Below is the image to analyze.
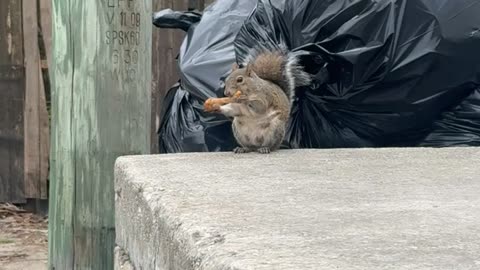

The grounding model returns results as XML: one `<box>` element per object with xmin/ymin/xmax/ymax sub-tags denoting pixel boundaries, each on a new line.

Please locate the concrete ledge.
<box><xmin>114</xmin><ymin>246</ymin><xmax>134</xmax><ymax>270</ymax></box>
<box><xmin>114</xmin><ymin>148</ymin><xmax>480</xmax><ymax>270</ymax></box>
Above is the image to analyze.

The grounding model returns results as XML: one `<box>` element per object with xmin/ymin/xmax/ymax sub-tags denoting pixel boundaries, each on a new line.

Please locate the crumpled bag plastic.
<box><xmin>155</xmin><ymin>1</ymin><xmax>257</xmax><ymax>153</ymax></box>
<box><xmin>153</xmin><ymin>9</ymin><xmax>202</xmax><ymax>32</ymax></box>
<box><xmin>155</xmin><ymin>0</ymin><xmax>480</xmax><ymax>153</ymax></box>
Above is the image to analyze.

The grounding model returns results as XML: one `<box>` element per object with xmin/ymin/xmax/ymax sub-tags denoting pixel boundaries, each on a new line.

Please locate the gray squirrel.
<box><xmin>204</xmin><ymin>50</ymin><xmax>311</xmax><ymax>154</ymax></box>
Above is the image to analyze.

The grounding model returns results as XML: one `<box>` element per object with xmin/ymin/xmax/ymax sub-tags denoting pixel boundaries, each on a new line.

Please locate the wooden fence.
<box><xmin>0</xmin><ymin>0</ymin><xmax>50</xmax><ymax>203</ymax></box>
<box><xmin>0</xmin><ymin>0</ymin><xmax>214</xmax><ymax>203</ymax></box>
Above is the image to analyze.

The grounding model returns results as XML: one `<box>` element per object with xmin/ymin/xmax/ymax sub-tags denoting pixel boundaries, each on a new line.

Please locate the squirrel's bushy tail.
<box><xmin>243</xmin><ymin>48</ymin><xmax>311</xmax><ymax>100</ymax></box>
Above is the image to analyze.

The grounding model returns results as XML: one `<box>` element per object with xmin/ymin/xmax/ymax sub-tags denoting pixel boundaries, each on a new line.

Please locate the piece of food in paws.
<box><xmin>231</xmin><ymin>90</ymin><xmax>242</xmax><ymax>99</ymax></box>
<box><xmin>204</xmin><ymin>91</ymin><xmax>242</xmax><ymax>112</ymax></box>
<box><xmin>204</xmin><ymin>97</ymin><xmax>230</xmax><ymax>112</ymax></box>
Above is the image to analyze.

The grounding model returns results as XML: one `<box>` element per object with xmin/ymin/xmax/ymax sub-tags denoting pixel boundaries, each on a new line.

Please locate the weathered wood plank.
<box><xmin>39</xmin><ymin>0</ymin><xmax>53</xmax><ymax>200</ymax></box>
<box><xmin>0</xmin><ymin>1</ymin><xmax>24</xmax><ymax>66</ymax></box>
<box><xmin>48</xmin><ymin>0</ymin><xmax>75</xmax><ymax>266</ymax></box>
<box><xmin>38</xmin><ymin>61</ymin><xmax>49</xmax><ymax>199</ymax></box>
<box><xmin>39</xmin><ymin>0</ymin><xmax>53</xmax><ymax>70</ymax></box>
<box><xmin>48</xmin><ymin>0</ymin><xmax>152</xmax><ymax>269</ymax></box>
<box><xmin>151</xmin><ymin>0</ymin><xmax>170</xmax><ymax>154</ymax></box>
<box><xmin>23</xmin><ymin>0</ymin><xmax>44</xmax><ymax>199</ymax></box>
<box><xmin>0</xmin><ymin>0</ymin><xmax>26</xmax><ymax>203</ymax></box>
<box><xmin>39</xmin><ymin>0</ymin><xmax>52</xmax><ymax>83</ymax></box>
<box><xmin>189</xmin><ymin>0</ymin><xmax>205</xmax><ymax>10</ymax></box>
<box><xmin>0</xmin><ymin>74</ymin><xmax>25</xmax><ymax>203</ymax></box>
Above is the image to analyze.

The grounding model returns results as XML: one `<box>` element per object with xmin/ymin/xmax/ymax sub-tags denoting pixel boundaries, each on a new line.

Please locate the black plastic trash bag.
<box><xmin>156</xmin><ymin>1</ymin><xmax>258</xmax><ymax>153</ymax></box>
<box><xmin>153</xmin><ymin>9</ymin><xmax>202</xmax><ymax>32</ymax></box>
<box><xmin>234</xmin><ymin>0</ymin><xmax>480</xmax><ymax>148</ymax></box>
<box><xmin>156</xmin><ymin>0</ymin><xmax>480</xmax><ymax>153</ymax></box>
<box><xmin>420</xmin><ymin>87</ymin><xmax>480</xmax><ymax>147</ymax></box>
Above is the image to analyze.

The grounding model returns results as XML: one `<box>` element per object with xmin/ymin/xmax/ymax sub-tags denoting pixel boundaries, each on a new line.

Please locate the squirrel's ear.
<box><xmin>232</xmin><ymin>63</ymin><xmax>239</xmax><ymax>71</ymax></box>
<box><xmin>245</xmin><ymin>63</ymin><xmax>257</xmax><ymax>78</ymax></box>
<box><xmin>245</xmin><ymin>63</ymin><xmax>252</xmax><ymax>77</ymax></box>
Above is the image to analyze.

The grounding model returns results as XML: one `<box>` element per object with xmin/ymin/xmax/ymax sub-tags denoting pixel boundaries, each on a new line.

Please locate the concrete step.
<box><xmin>114</xmin><ymin>148</ymin><xmax>480</xmax><ymax>270</ymax></box>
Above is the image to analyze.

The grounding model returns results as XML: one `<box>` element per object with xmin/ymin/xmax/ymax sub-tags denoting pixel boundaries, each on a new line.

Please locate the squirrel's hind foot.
<box><xmin>257</xmin><ymin>147</ymin><xmax>271</xmax><ymax>154</ymax></box>
<box><xmin>233</xmin><ymin>147</ymin><xmax>251</xmax><ymax>154</ymax></box>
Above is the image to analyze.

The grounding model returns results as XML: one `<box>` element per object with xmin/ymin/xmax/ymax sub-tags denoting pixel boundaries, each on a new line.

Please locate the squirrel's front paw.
<box><xmin>233</xmin><ymin>147</ymin><xmax>250</xmax><ymax>154</ymax></box>
<box><xmin>204</xmin><ymin>99</ymin><xmax>221</xmax><ymax>112</ymax></box>
<box><xmin>233</xmin><ymin>95</ymin><xmax>248</xmax><ymax>103</ymax></box>
<box><xmin>257</xmin><ymin>147</ymin><xmax>271</xmax><ymax>154</ymax></box>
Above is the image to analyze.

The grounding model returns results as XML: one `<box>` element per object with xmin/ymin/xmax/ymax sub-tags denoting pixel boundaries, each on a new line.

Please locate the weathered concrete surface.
<box><xmin>114</xmin><ymin>148</ymin><xmax>480</xmax><ymax>270</ymax></box>
<box><xmin>114</xmin><ymin>246</ymin><xmax>134</xmax><ymax>270</ymax></box>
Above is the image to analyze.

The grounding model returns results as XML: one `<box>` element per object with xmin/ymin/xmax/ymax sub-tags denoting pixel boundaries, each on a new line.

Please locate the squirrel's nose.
<box><xmin>223</xmin><ymin>88</ymin><xmax>230</xmax><ymax>97</ymax></box>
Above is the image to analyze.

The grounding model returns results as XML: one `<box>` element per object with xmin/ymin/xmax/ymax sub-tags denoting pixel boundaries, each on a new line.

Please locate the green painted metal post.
<box><xmin>48</xmin><ymin>0</ymin><xmax>151</xmax><ymax>269</ymax></box>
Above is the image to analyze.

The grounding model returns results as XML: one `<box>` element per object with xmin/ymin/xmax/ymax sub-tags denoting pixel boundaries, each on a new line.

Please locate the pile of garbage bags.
<box><xmin>153</xmin><ymin>0</ymin><xmax>480</xmax><ymax>153</ymax></box>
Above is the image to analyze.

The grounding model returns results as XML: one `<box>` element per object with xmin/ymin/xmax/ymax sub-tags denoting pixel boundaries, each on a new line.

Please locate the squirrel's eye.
<box><xmin>236</xmin><ymin>76</ymin><xmax>244</xmax><ymax>83</ymax></box>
